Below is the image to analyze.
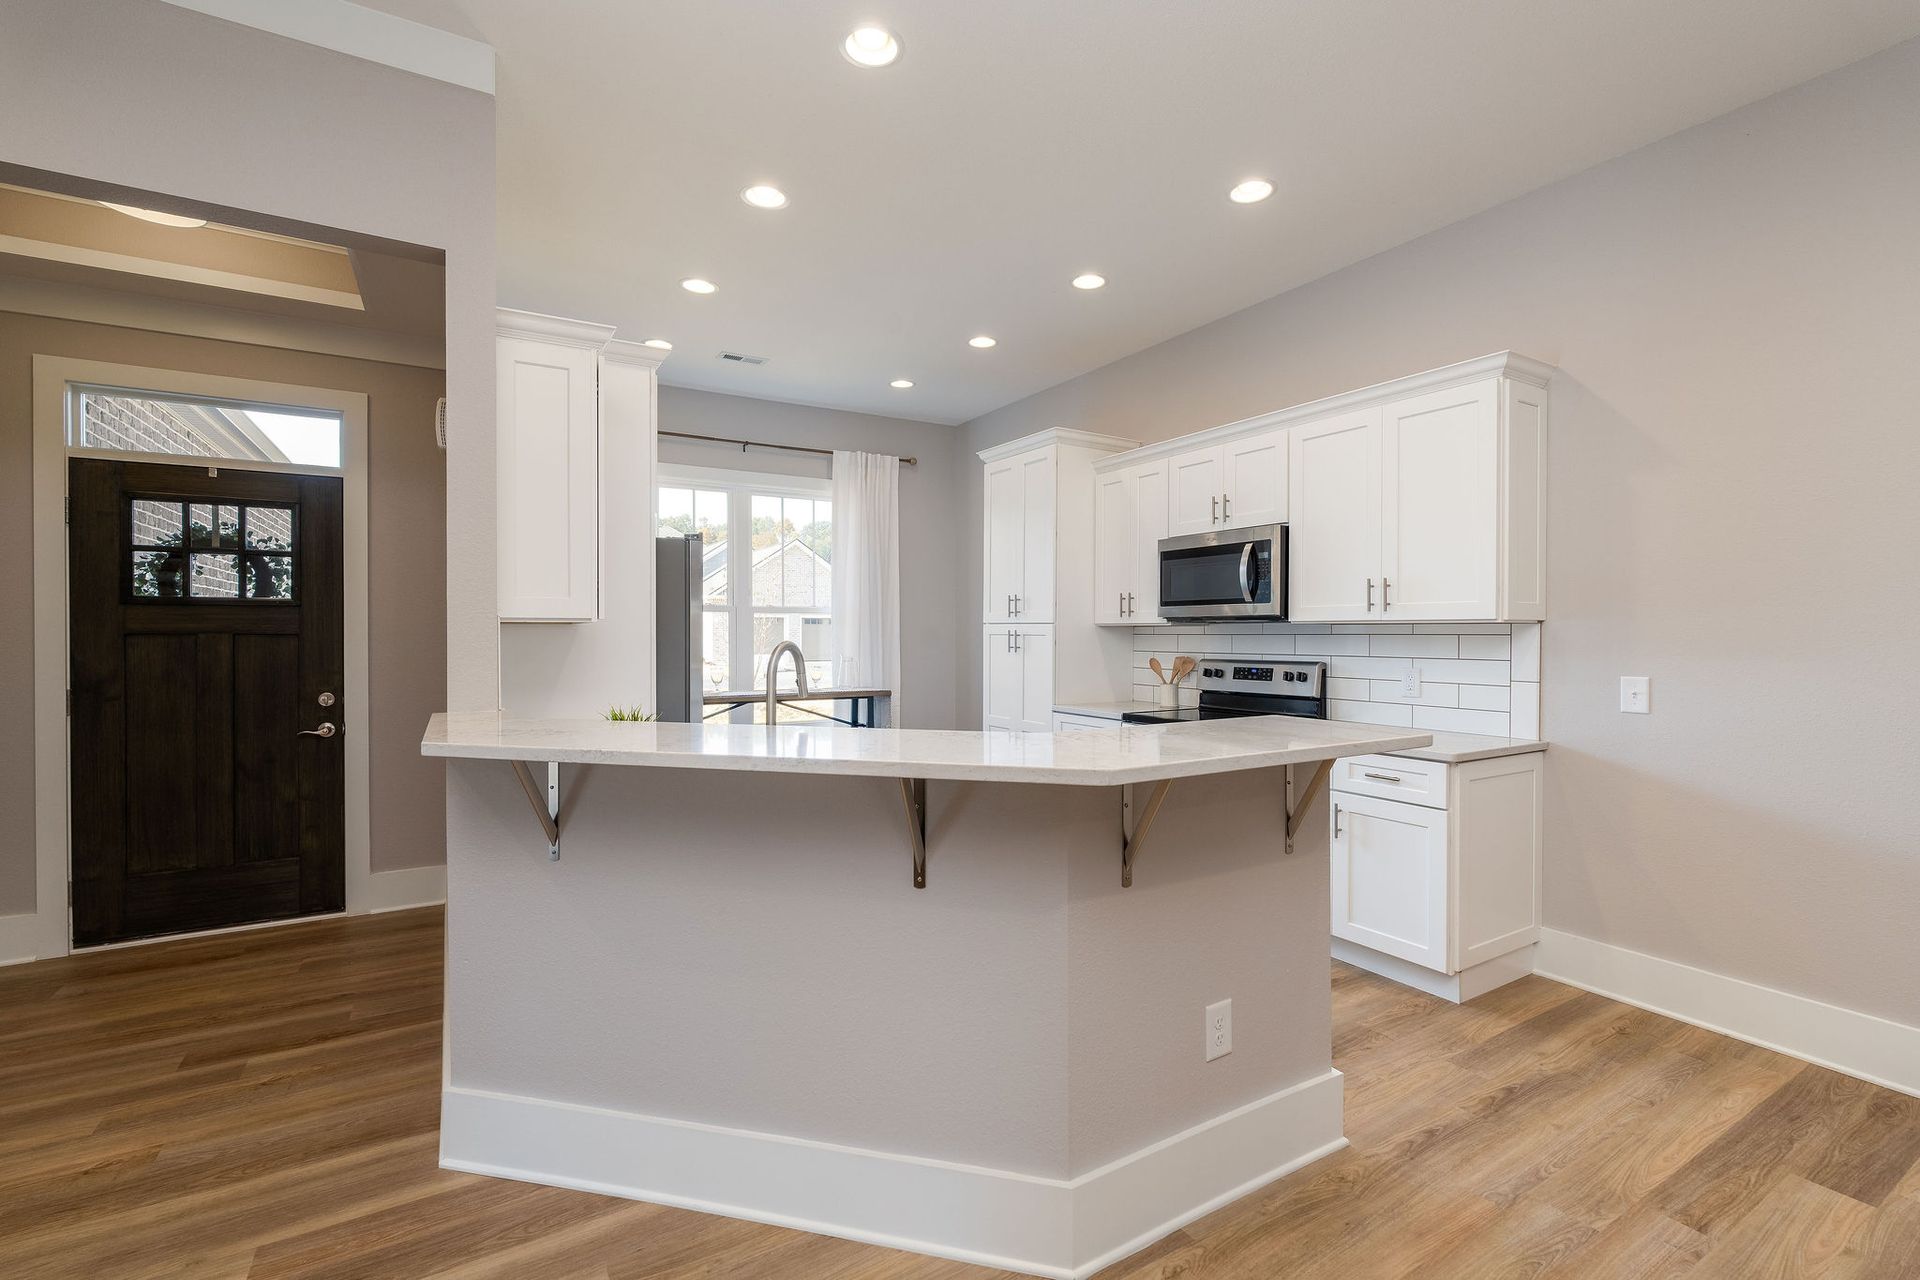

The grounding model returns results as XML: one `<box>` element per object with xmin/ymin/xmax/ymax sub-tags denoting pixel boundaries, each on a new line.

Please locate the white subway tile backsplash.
<box><xmin>1458</xmin><ymin>634</ymin><xmax>1513</xmax><ymax>660</ymax></box>
<box><xmin>1370</xmin><ymin>679</ymin><xmax>1459</xmax><ymax>708</ymax></box>
<box><xmin>1130</xmin><ymin>621</ymin><xmax>1546</xmax><ymax>740</ymax></box>
<box><xmin>1368</xmin><ymin>633</ymin><xmax>1459</xmax><ymax>658</ymax></box>
<box><xmin>1330</xmin><ymin>700</ymin><xmax>1414</xmax><ymax>727</ymax></box>
<box><xmin>1513</xmin><ymin>623</ymin><xmax>1542</xmax><ymax>682</ymax></box>
<box><xmin>1412</xmin><ymin>706</ymin><xmax>1512</xmax><ymax>735</ymax></box>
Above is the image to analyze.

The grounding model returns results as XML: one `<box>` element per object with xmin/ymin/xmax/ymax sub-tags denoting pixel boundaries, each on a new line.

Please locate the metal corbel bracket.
<box><xmin>1120</xmin><ymin>778</ymin><xmax>1175</xmax><ymax>887</ymax></box>
<box><xmin>1284</xmin><ymin>759</ymin><xmax>1334</xmax><ymax>854</ymax></box>
<box><xmin>900</xmin><ymin>778</ymin><xmax>928</xmax><ymax>887</ymax></box>
<box><xmin>510</xmin><ymin>760</ymin><xmax>562</xmax><ymax>861</ymax></box>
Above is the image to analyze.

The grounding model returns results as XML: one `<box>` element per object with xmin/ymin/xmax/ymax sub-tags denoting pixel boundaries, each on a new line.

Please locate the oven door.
<box><xmin>1157</xmin><ymin>525</ymin><xmax>1287</xmax><ymax>620</ymax></box>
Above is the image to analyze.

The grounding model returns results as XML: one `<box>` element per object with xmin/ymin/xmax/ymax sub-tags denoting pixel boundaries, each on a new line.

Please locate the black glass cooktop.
<box><xmin>1121</xmin><ymin>706</ymin><xmax>1271</xmax><ymax>724</ymax></box>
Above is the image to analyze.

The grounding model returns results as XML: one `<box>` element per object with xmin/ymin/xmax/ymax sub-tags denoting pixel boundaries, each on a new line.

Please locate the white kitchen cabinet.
<box><xmin>497</xmin><ymin>309</ymin><xmax>617</xmax><ymax>622</ymax></box>
<box><xmin>1165</xmin><ymin>430</ymin><xmax>1287</xmax><ymax>536</ymax></box>
<box><xmin>983</xmin><ymin>447</ymin><xmax>1056</xmax><ymax>623</ymax></box>
<box><xmin>982</xmin><ymin>625</ymin><xmax>1053</xmax><ymax>733</ymax></box>
<box><xmin>1287</xmin><ymin>407</ymin><xmax>1382</xmax><ymax>621</ymax></box>
<box><xmin>1092</xmin><ymin>459</ymin><xmax>1169</xmax><ymax>625</ymax></box>
<box><xmin>1381</xmin><ymin>380</ymin><xmax>1499</xmax><ymax>619</ymax></box>
<box><xmin>1329</xmin><ymin>750</ymin><xmax>1544</xmax><ymax>1003</ymax></box>
<box><xmin>980</xmin><ymin>430</ymin><xmax>1139</xmax><ymax>731</ymax></box>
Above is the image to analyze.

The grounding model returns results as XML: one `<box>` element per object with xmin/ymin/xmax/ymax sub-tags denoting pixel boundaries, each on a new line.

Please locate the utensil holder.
<box><xmin>1154</xmin><ymin>682</ymin><xmax>1178</xmax><ymax>709</ymax></box>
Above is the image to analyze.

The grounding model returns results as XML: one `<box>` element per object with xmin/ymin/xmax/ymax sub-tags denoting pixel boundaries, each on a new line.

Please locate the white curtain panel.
<box><xmin>830</xmin><ymin>450</ymin><xmax>902</xmax><ymax>724</ymax></box>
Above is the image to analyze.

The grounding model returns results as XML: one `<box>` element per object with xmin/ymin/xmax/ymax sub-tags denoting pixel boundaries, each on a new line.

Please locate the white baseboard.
<box><xmin>440</xmin><ymin>1069</ymin><xmax>1345</xmax><ymax>1279</ymax></box>
<box><xmin>1331</xmin><ymin>937</ymin><xmax>1534</xmax><ymax>1004</ymax></box>
<box><xmin>364</xmin><ymin>864</ymin><xmax>447</xmax><ymax>913</ymax></box>
<box><xmin>0</xmin><ymin>912</ymin><xmax>40</xmax><ymax>966</ymax></box>
<box><xmin>1535</xmin><ymin>929</ymin><xmax>1920</xmax><ymax>1099</ymax></box>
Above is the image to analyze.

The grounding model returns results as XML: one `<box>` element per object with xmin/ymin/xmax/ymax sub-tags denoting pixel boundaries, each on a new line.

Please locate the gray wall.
<box><xmin>0</xmin><ymin>312</ymin><xmax>451</xmax><ymax>908</ymax></box>
<box><xmin>964</xmin><ymin>39</ymin><xmax>1920</xmax><ymax>1025</ymax></box>
<box><xmin>0</xmin><ymin>0</ymin><xmax>495</xmax><ymax>923</ymax></box>
<box><xmin>658</xmin><ymin>386</ymin><xmax>966</xmax><ymax>730</ymax></box>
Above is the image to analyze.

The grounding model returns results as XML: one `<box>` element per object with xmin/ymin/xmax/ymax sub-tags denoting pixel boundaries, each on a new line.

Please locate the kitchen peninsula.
<box><xmin>423</xmin><ymin>711</ymin><xmax>1429</xmax><ymax>1279</ymax></box>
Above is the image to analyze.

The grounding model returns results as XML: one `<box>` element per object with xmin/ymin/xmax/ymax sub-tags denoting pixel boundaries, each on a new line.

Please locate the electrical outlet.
<box><xmin>1205</xmin><ymin>999</ymin><xmax>1232</xmax><ymax>1062</ymax></box>
<box><xmin>1400</xmin><ymin>669</ymin><xmax>1422</xmax><ymax>699</ymax></box>
<box><xmin>1620</xmin><ymin>676</ymin><xmax>1651</xmax><ymax>714</ymax></box>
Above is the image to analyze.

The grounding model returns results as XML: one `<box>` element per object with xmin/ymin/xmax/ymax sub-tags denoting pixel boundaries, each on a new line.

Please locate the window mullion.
<box><xmin>730</xmin><ymin>488</ymin><xmax>753</xmax><ymax>693</ymax></box>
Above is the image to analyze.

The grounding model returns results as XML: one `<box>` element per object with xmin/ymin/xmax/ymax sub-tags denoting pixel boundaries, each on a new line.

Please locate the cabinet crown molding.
<box><xmin>601</xmin><ymin>338</ymin><xmax>669</xmax><ymax>370</ymax></box>
<box><xmin>496</xmin><ymin>306</ymin><xmax>617</xmax><ymax>350</ymax></box>
<box><xmin>1094</xmin><ymin>351</ymin><xmax>1556</xmax><ymax>472</ymax></box>
<box><xmin>977</xmin><ymin>428</ymin><xmax>1139</xmax><ymax>465</ymax></box>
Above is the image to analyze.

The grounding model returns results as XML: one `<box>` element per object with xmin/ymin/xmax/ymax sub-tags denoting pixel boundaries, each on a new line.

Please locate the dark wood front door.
<box><xmin>68</xmin><ymin>458</ymin><xmax>345</xmax><ymax>946</ymax></box>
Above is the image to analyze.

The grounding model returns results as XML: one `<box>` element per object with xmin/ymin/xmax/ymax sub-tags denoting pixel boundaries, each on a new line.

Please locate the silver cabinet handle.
<box><xmin>1222</xmin><ymin>492</ymin><xmax>1231</xmax><ymax>520</ymax></box>
<box><xmin>1333</xmin><ymin>805</ymin><xmax>1342</xmax><ymax>838</ymax></box>
<box><xmin>1126</xmin><ymin>592</ymin><xmax>1135</xmax><ymax>616</ymax></box>
<box><xmin>1013</xmin><ymin>593</ymin><xmax>1021</xmax><ymax>616</ymax></box>
<box><xmin>1119</xmin><ymin>591</ymin><xmax>1126</xmax><ymax>617</ymax></box>
<box><xmin>298</xmin><ymin>721</ymin><xmax>337</xmax><ymax>739</ymax></box>
<box><xmin>1366</xmin><ymin>578</ymin><xmax>1375</xmax><ymax>612</ymax></box>
<box><xmin>1362</xmin><ymin>771</ymin><xmax>1403</xmax><ymax>783</ymax></box>
<box><xmin>1012</xmin><ymin>631</ymin><xmax>1022</xmax><ymax>653</ymax></box>
<box><xmin>1382</xmin><ymin>578</ymin><xmax>1391</xmax><ymax>610</ymax></box>
<box><xmin>1211</xmin><ymin>494</ymin><xmax>1219</xmax><ymax>523</ymax></box>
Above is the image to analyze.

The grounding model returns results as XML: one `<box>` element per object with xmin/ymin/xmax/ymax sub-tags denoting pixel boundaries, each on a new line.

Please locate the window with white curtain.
<box><xmin>657</xmin><ymin>467</ymin><xmax>833</xmax><ymax>696</ymax></box>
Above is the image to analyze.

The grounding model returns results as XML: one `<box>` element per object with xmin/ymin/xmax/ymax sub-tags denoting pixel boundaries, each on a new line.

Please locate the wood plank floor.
<box><xmin>3</xmin><ymin>907</ymin><xmax>1917</xmax><ymax>1278</ymax></box>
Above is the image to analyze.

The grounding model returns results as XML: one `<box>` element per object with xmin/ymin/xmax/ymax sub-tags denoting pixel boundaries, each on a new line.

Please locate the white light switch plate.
<box><xmin>1620</xmin><ymin>676</ymin><xmax>1651</xmax><ymax>714</ymax></box>
<box><xmin>1205</xmin><ymin>999</ymin><xmax>1232</xmax><ymax>1061</ymax></box>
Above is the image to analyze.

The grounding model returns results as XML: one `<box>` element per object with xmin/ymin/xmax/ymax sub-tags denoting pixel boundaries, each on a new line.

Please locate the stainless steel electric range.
<box><xmin>1122</xmin><ymin>658</ymin><xmax>1328</xmax><ymax>724</ymax></box>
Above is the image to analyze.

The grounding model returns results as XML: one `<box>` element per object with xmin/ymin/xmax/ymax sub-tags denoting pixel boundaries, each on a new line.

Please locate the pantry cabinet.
<box><xmin>1092</xmin><ymin>459</ymin><xmax>1168</xmax><ymax>625</ymax></box>
<box><xmin>980</xmin><ymin>430</ymin><xmax>1140</xmax><ymax>731</ymax></box>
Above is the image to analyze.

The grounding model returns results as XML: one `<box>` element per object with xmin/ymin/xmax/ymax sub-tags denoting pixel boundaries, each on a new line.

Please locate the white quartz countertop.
<box><xmin>422</xmin><ymin>712</ymin><xmax>1431</xmax><ymax>787</ymax></box>
<box><xmin>1049</xmin><ymin>703</ymin><xmax>1543</xmax><ymax>765</ymax></box>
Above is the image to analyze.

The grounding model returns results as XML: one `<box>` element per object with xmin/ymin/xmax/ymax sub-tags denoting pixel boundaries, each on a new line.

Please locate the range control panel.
<box><xmin>1196</xmin><ymin>659</ymin><xmax>1325</xmax><ymax>698</ymax></box>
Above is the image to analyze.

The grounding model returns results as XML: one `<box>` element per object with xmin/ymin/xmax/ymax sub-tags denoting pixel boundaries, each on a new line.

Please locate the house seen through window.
<box><xmin>658</xmin><ymin>473</ymin><xmax>833</xmax><ymax>696</ymax></box>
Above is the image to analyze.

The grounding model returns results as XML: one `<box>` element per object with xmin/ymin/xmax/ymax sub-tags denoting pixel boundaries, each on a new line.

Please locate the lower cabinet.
<box><xmin>983</xmin><ymin>626</ymin><xmax>1053</xmax><ymax>733</ymax></box>
<box><xmin>1329</xmin><ymin>751</ymin><xmax>1543</xmax><ymax>1002</ymax></box>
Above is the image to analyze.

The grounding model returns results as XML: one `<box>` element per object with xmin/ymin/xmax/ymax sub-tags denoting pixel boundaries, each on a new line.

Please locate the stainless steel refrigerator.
<box><xmin>655</xmin><ymin>535</ymin><xmax>703</xmax><ymax>722</ymax></box>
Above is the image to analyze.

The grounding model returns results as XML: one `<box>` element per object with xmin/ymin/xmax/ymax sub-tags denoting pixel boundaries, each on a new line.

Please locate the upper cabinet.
<box><xmin>1165</xmin><ymin>428</ymin><xmax>1288</xmax><ymax>535</ymax></box>
<box><xmin>983</xmin><ymin>446</ymin><xmax>1056</xmax><ymax>623</ymax></box>
<box><xmin>496</xmin><ymin>309</ymin><xmax>666</xmax><ymax>625</ymax></box>
<box><xmin>1099</xmin><ymin>352</ymin><xmax>1552</xmax><ymax>627</ymax></box>
<box><xmin>1093</xmin><ymin>459</ymin><xmax>1168</xmax><ymax>625</ymax></box>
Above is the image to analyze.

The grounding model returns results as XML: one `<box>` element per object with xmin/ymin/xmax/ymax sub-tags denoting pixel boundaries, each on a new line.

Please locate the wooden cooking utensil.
<box><xmin>1149</xmin><ymin>657</ymin><xmax>1167</xmax><ymax>684</ymax></box>
<box><xmin>1171</xmin><ymin>656</ymin><xmax>1196</xmax><ymax>684</ymax></box>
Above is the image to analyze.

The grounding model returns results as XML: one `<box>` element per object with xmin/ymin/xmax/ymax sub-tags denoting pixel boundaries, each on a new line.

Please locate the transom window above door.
<box><xmin>74</xmin><ymin>386</ymin><xmax>344</xmax><ymax>469</ymax></box>
<box><xmin>128</xmin><ymin>499</ymin><xmax>297</xmax><ymax>602</ymax></box>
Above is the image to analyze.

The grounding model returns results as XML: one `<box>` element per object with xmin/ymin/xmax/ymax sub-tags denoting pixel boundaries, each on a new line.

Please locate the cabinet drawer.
<box><xmin>1051</xmin><ymin>712</ymin><xmax>1115</xmax><ymax>732</ymax></box>
<box><xmin>1330</xmin><ymin>754</ymin><xmax>1448</xmax><ymax>809</ymax></box>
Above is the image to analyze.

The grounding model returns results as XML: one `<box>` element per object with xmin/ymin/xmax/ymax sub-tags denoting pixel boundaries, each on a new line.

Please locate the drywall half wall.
<box><xmin>0</xmin><ymin>310</ymin><xmax>449</xmax><ymax>915</ymax></box>
<box><xmin>963</xmin><ymin>38</ymin><xmax>1920</xmax><ymax>1028</ymax></box>
<box><xmin>0</xmin><ymin>0</ymin><xmax>493</xmax><ymax>927</ymax></box>
<box><xmin>657</xmin><ymin>386</ymin><xmax>966</xmax><ymax>730</ymax></box>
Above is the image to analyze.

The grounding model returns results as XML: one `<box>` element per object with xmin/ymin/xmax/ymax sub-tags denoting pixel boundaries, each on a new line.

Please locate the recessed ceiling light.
<box><xmin>1228</xmin><ymin>179</ymin><xmax>1274</xmax><ymax>204</ymax></box>
<box><xmin>101</xmin><ymin>201</ymin><xmax>208</xmax><ymax>229</ymax></box>
<box><xmin>680</xmin><ymin>277</ymin><xmax>717</xmax><ymax>294</ymax></box>
<box><xmin>741</xmin><ymin>185</ymin><xmax>788</xmax><ymax>210</ymax></box>
<box><xmin>968</xmin><ymin>335</ymin><xmax>997</xmax><ymax>349</ymax></box>
<box><xmin>842</xmin><ymin>24</ymin><xmax>901</xmax><ymax>67</ymax></box>
<box><xmin>643</xmin><ymin>338</ymin><xmax>673</xmax><ymax>350</ymax></box>
<box><xmin>1071</xmin><ymin>273</ymin><xmax>1106</xmax><ymax>290</ymax></box>
<box><xmin>890</xmin><ymin>379</ymin><xmax>914</xmax><ymax>389</ymax></box>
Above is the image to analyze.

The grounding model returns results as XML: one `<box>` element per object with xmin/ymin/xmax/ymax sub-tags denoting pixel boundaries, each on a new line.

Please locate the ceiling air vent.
<box><xmin>717</xmin><ymin>351</ymin><xmax>769</xmax><ymax>366</ymax></box>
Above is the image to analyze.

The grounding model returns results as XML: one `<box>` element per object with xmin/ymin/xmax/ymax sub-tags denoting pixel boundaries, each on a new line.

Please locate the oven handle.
<box><xmin>1237</xmin><ymin>541</ymin><xmax>1256</xmax><ymax>603</ymax></box>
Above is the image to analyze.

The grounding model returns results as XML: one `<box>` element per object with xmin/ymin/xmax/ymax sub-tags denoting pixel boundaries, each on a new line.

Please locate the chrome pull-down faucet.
<box><xmin>764</xmin><ymin>640</ymin><xmax>809</xmax><ymax>722</ymax></box>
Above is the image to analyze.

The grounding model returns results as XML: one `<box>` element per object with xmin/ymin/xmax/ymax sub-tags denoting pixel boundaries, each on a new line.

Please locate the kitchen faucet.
<box><xmin>764</xmin><ymin>640</ymin><xmax>809</xmax><ymax>723</ymax></box>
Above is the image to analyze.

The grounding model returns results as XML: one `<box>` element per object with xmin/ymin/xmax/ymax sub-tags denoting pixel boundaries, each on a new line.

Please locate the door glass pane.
<box><xmin>190</xmin><ymin>553</ymin><xmax>240</xmax><ymax>598</ymax></box>
<box><xmin>132</xmin><ymin>549</ymin><xmax>185</xmax><ymax>598</ymax></box>
<box><xmin>131</xmin><ymin>500</ymin><xmax>184</xmax><ymax>548</ymax></box>
<box><xmin>243</xmin><ymin>553</ymin><xmax>294</xmax><ymax>600</ymax></box>
<box><xmin>244</xmin><ymin>505</ymin><xmax>294</xmax><ymax>550</ymax></box>
<box><xmin>188</xmin><ymin>503</ymin><xmax>240</xmax><ymax>549</ymax></box>
<box><xmin>78</xmin><ymin>389</ymin><xmax>343</xmax><ymax>467</ymax></box>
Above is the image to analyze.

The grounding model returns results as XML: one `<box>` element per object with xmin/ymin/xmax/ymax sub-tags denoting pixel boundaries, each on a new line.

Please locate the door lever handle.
<box><xmin>298</xmin><ymin>722</ymin><xmax>338</xmax><ymax>739</ymax></box>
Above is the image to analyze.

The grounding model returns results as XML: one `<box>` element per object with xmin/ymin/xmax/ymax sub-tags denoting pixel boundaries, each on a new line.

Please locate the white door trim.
<box><xmin>28</xmin><ymin>355</ymin><xmax>376</xmax><ymax>960</ymax></box>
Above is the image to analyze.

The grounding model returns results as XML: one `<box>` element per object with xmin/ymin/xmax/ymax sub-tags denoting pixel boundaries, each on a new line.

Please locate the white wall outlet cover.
<box><xmin>1400</xmin><ymin>669</ymin><xmax>1422</xmax><ymax>698</ymax></box>
<box><xmin>1205</xmin><ymin>998</ymin><xmax>1232</xmax><ymax>1062</ymax></box>
<box><xmin>1620</xmin><ymin>676</ymin><xmax>1651</xmax><ymax>714</ymax></box>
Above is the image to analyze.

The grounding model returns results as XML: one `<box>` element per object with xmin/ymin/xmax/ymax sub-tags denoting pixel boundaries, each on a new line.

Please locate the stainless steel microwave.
<box><xmin>1157</xmin><ymin>524</ymin><xmax>1288</xmax><ymax>620</ymax></box>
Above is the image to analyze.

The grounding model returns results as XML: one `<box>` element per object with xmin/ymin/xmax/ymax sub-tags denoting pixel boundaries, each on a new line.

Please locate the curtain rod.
<box><xmin>659</xmin><ymin>429</ymin><xmax>917</xmax><ymax>466</ymax></box>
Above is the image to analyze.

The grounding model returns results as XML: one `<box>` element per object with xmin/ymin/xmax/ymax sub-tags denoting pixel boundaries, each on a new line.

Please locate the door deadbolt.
<box><xmin>317</xmin><ymin>691</ymin><xmax>335</xmax><ymax>707</ymax></box>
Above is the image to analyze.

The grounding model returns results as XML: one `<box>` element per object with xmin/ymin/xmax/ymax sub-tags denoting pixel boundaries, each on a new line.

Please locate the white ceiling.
<box><xmin>361</xmin><ymin>0</ymin><xmax>1920</xmax><ymax>424</ymax></box>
